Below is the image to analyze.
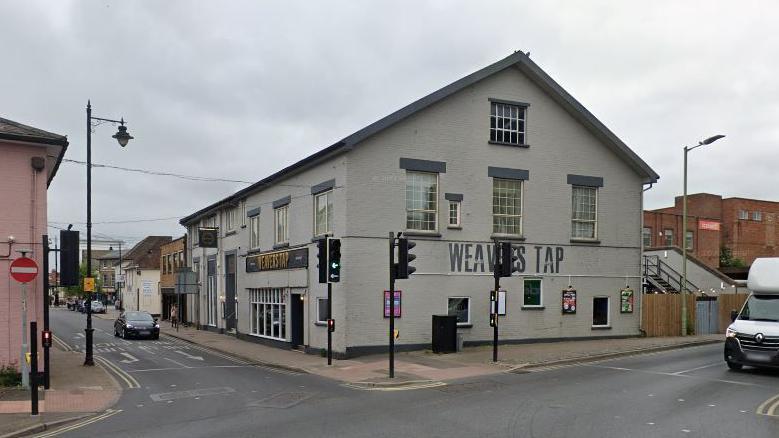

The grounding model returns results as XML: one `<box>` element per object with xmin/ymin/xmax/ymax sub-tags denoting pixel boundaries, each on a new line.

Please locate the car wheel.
<box><xmin>114</xmin><ymin>327</ymin><xmax>119</xmax><ymax>337</ymax></box>
<box><xmin>726</xmin><ymin>361</ymin><xmax>743</xmax><ymax>371</ymax></box>
<box><xmin>122</xmin><ymin>328</ymin><xmax>128</xmax><ymax>340</ymax></box>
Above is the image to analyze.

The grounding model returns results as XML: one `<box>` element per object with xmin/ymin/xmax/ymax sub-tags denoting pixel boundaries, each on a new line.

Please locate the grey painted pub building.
<box><xmin>180</xmin><ymin>52</ymin><xmax>659</xmax><ymax>357</ymax></box>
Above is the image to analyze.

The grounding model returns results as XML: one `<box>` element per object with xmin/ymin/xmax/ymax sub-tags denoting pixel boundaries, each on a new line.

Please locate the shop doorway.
<box><xmin>225</xmin><ymin>254</ymin><xmax>237</xmax><ymax>331</ymax></box>
<box><xmin>290</xmin><ymin>293</ymin><xmax>304</xmax><ymax>349</ymax></box>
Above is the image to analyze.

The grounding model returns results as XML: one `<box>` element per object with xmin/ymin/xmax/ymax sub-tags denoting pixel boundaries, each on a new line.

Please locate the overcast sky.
<box><xmin>3</xmin><ymin>0</ymin><xmax>778</xmax><ymax>248</ymax></box>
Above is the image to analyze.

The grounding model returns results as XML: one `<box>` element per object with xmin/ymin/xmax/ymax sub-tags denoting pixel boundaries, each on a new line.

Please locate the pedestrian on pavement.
<box><xmin>171</xmin><ymin>303</ymin><xmax>178</xmax><ymax>328</ymax></box>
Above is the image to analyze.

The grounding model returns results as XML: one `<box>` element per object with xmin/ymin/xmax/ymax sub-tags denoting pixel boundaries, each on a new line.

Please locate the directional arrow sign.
<box><xmin>174</xmin><ymin>350</ymin><xmax>204</xmax><ymax>361</ymax></box>
<box><xmin>119</xmin><ymin>353</ymin><xmax>139</xmax><ymax>364</ymax></box>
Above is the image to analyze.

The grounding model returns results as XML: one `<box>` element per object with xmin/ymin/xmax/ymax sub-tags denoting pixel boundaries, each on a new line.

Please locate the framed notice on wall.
<box><xmin>383</xmin><ymin>290</ymin><xmax>401</xmax><ymax>318</ymax></box>
<box><xmin>620</xmin><ymin>288</ymin><xmax>634</xmax><ymax>313</ymax></box>
<box><xmin>562</xmin><ymin>288</ymin><xmax>577</xmax><ymax>314</ymax></box>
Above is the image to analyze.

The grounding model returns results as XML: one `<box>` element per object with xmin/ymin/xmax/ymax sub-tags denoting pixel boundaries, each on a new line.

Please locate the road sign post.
<box><xmin>10</xmin><ymin>255</ymin><xmax>38</xmax><ymax>389</ymax></box>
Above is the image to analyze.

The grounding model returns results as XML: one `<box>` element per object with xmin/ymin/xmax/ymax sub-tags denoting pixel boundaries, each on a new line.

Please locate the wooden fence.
<box><xmin>718</xmin><ymin>294</ymin><xmax>749</xmax><ymax>334</ymax></box>
<box><xmin>641</xmin><ymin>294</ymin><xmax>696</xmax><ymax>337</ymax></box>
<box><xmin>642</xmin><ymin>293</ymin><xmax>750</xmax><ymax>336</ymax></box>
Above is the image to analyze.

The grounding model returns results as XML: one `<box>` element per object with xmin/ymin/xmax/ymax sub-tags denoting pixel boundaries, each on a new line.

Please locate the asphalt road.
<box><xmin>48</xmin><ymin>308</ymin><xmax>779</xmax><ymax>437</ymax></box>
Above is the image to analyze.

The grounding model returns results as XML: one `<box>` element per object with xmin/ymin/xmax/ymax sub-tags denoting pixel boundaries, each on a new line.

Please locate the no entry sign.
<box><xmin>10</xmin><ymin>257</ymin><xmax>38</xmax><ymax>283</ymax></box>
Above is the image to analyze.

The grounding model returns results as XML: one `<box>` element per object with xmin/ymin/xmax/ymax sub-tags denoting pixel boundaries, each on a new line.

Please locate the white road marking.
<box><xmin>34</xmin><ymin>409</ymin><xmax>122</xmax><ymax>437</ymax></box>
<box><xmin>127</xmin><ymin>365</ymin><xmax>250</xmax><ymax>373</ymax></box>
<box><xmin>75</xmin><ymin>333</ymin><xmax>85</xmax><ymax>338</ymax></box>
<box><xmin>174</xmin><ymin>350</ymin><xmax>204</xmax><ymax>361</ymax></box>
<box><xmin>670</xmin><ymin>361</ymin><xmax>722</xmax><ymax>375</ymax></box>
<box><xmin>165</xmin><ymin>357</ymin><xmax>191</xmax><ymax>368</ymax></box>
<box><xmin>119</xmin><ymin>353</ymin><xmax>139</xmax><ymax>364</ymax></box>
<box><xmin>583</xmin><ymin>364</ymin><xmax>762</xmax><ymax>387</ymax></box>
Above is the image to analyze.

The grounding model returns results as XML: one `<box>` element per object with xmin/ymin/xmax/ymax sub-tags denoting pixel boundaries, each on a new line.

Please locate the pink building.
<box><xmin>0</xmin><ymin>117</ymin><xmax>68</xmax><ymax>372</ymax></box>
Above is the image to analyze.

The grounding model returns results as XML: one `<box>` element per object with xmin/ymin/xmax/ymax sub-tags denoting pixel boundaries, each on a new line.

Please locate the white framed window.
<box><xmin>314</xmin><ymin>191</ymin><xmax>333</xmax><ymax>236</ymax></box>
<box><xmin>738</xmin><ymin>210</ymin><xmax>748</xmax><ymax>220</ymax></box>
<box><xmin>249</xmin><ymin>216</ymin><xmax>261</xmax><ymax>249</ymax></box>
<box><xmin>685</xmin><ymin>231</ymin><xmax>694</xmax><ymax>250</ymax></box>
<box><xmin>274</xmin><ymin>205</ymin><xmax>289</xmax><ymax>245</ymax></box>
<box><xmin>191</xmin><ymin>225</ymin><xmax>199</xmax><ymax>245</ymax></box>
<box><xmin>225</xmin><ymin>207</ymin><xmax>237</xmax><ymax>231</ymax></box>
<box><xmin>522</xmin><ymin>278</ymin><xmax>543</xmax><ymax>307</ymax></box>
<box><xmin>490</xmin><ymin>101</ymin><xmax>526</xmax><ymax>145</ymax></box>
<box><xmin>316</xmin><ymin>298</ymin><xmax>329</xmax><ymax>324</ymax></box>
<box><xmin>592</xmin><ymin>296</ymin><xmax>610</xmax><ymax>327</ymax></box>
<box><xmin>406</xmin><ymin>171</ymin><xmax>438</xmax><ymax>231</ymax></box>
<box><xmin>241</xmin><ymin>201</ymin><xmax>246</xmax><ymax>227</ymax></box>
<box><xmin>206</xmin><ymin>259</ymin><xmax>217</xmax><ymax>326</ymax></box>
<box><xmin>571</xmin><ymin>186</ymin><xmax>598</xmax><ymax>239</ymax></box>
<box><xmin>492</xmin><ymin>178</ymin><xmax>522</xmax><ymax>235</ymax></box>
<box><xmin>642</xmin><ymin>227</ymin><xmax>652</xmax><ymax>247</ymax></box>
<box><xmin>448</xmin><ymin>201</ymin><xmax>461</xmax><ymax>228</ymax></box>
<box><xmin>249</xmin><ymin>288</ymin><xmax>287</xmax><ymax>341</ymax></box>
<box><xmin>447</xmin><ymin>297</ymin><xmax>471</xmax><ymax>326</ymax></box>
<box><xmin>753</xmin><ymin>211</ymin><xmax>762</xmax><ymax>221</ymax></box>
<box><xmin>664</xmin><ymin>229</ymin><xmax>674</xmax><ymax>246</ymax></box>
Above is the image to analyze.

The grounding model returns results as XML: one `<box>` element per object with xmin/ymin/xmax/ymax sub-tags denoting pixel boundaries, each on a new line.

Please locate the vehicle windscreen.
<box><xmin>738</xmin><ymin>294</ymin><xmax>779</xmax><ymax>322</ymax></box>
<box><xmin>125</xmin><ymin>312</ymin><xmax>154</xmax><ymax>322</ymax></box>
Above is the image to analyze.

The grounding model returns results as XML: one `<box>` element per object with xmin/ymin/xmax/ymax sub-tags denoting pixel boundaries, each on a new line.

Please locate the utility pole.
<box><xmin>492</xmin><ymin>240</ymin><xmax>500</xmax><ymax>362</ymax></box>
<box><xmin>42</xmin><ymin>236</ymin><xmax>51</xmax><ymax>389</ymax></box>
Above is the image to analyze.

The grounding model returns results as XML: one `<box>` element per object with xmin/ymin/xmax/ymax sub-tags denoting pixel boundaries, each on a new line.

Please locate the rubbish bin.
<box><xmin>432</xmin><ymin>315</ymin><xmax>457</xmax><ymax>353</ymax></box>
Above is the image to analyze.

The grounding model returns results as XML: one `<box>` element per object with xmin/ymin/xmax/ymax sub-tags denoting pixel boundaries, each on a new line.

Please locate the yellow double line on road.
<box><xmin>33</xmin><ymin>409</ymin><xmax>122</xmax><ymax>437</ymax></box>
<box><xmin>757</xmin><ymin>393</ymin><xmax>779</xmax><ymax>417</ymax></box>
<box><xmin>94</xmin><ymin>356</ymin><xmax>140</xmax><ymax>389</ymax></box>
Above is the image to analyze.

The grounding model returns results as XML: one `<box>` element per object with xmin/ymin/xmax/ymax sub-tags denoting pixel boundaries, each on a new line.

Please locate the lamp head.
<box><xmin>700</xmin><ymin>134</ymin><xmax>725</xmax><ymax>145</ymax></box>
<box><xmin>112</xmin><ymin>119</ymin><xmax>133</xmax><ymax>147</ymax></box>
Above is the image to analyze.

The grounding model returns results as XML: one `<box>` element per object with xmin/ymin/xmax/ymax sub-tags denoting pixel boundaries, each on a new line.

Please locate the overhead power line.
<box><xmin>62</xmin><ymin>158</ymin><xmax>253</xmax><ymax>184</ymax></box>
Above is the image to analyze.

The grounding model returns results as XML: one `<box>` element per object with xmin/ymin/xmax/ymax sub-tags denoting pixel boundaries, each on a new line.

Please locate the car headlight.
<box><xmin>726</xmin><ymin>328</ymin><xmax>737</xmax><ymax>338</ymax></box>
<box><xmin>126</xmin><ymin>324</ymin><xmax>134</xmax><ymax>329</ymax></box>
<box><xmin>154</xmin><ymin>324</ymin><xmax>160</xmax><ymax>328</ymax></box>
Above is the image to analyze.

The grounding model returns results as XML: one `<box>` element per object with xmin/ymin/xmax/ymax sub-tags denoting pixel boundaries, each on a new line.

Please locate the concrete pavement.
<box><xmin>0</xmin><ymin>314</ymin><xmax>121</xmax><ymax>437</ymax></box>
<box><xmin>155</xmin><ymin>315</ymin><xmax>723</xmax><ymax>387</ymax></box>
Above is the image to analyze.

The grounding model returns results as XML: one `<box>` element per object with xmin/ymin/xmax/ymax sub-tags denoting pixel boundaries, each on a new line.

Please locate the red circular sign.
<box><xmin>10</xmin><ymin>257</ymin><xmax>39</xmax><ymax>283</ymax></box>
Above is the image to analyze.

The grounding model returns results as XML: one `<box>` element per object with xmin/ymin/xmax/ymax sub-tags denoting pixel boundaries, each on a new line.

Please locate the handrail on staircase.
<box><xmin>642</xmin><ymin>254</ymin><xmax>701</xmax><ymax>293</ymax></box>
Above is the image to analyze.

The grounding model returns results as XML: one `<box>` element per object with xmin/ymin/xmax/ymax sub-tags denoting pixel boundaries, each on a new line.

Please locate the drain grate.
<box><xmin>150</xmin><ymin>386</ymin><xmax>235</xmax><ymax>402</ymax></box>
<box><xmin>249</xmin><ymin>392</ymin><xmax>314</xmax><ymax>409</ymax></box>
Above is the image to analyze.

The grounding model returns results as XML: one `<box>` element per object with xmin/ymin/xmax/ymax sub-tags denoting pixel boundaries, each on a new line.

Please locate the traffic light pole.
<box><xmin>388</xmin><ymin>232</ymin><xmax>396</xmax><ymax>378</ymax></box>
<box><xmin>327</xmin><ymin>282</ymin><xmax>332</xmax><ymax>365</ymax></box>
<box><xmin>42</xmin><ymin>235</ymin><xmax>51</xmax><ymax>389</ymax></box>
<box><xmin>493</xmin><ymin>242</ymin><xmax>500</xmax><ymax>363</ymax></box>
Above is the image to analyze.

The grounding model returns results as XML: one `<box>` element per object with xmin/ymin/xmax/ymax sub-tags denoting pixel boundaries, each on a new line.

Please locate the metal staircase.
<box><xmin>642</xmin><ymin>255</ymin><xmax>701</xmax><ymax>294</ymax></box>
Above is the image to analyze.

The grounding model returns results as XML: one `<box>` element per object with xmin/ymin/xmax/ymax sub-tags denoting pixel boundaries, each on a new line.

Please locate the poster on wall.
<box><xmin>620</xmin><ymin>288</ymin><xmax>634</xmax><ymax>313</ymax></box>
<box><xmin>142</xmin><ymin>280</ymin><xmax>153</xmax><ymax>296</ymax></box>
<box><xmin>561</xmin><ymin>288</ymin><xmax>577</xmax><ymax>314</ymax></box>
<box><xmin>383</xmin><ymin>290</ymin><xmax>401</xmax><ymax>318</ymax></box>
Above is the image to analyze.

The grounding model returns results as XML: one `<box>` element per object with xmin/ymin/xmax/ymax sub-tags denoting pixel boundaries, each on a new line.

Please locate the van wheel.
<box><xmin>726</xmin><ymin>361</ymin><xmax>743</xmax><ymax>371</ymax></box>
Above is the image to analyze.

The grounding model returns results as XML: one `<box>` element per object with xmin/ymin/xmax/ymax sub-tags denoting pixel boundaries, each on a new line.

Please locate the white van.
<box><xmin>724</xmin><ymin>258</ymin><xmax>779</xmax><ymax>370</ymax></box>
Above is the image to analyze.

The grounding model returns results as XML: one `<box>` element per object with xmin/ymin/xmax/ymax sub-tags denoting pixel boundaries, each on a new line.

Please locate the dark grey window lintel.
<box><xmin>311</xmin><ymin>179</ymin><xmax>335</xmax><ymax>195</ymax></box>
<box><xmin>247</xmin><ymin>207</ymin><xmax>261</xmax><ymax>217</ymax></box>
<box><xmin>445</xmin><ymin>193</ymin><xmax>463</xmax><ymax>202</ymax></box>
<box><xmin>272</xmin><ymin>195</ymin><xmax>291</xmax><ymax>209</ymax></box>
<box><xmin>489</xmin><ymin>97</ymin><xmax>530</xmax><ymax>108</ymax></box>
<box><xmin>399</xmin><ymin>158</ymin><xmax>446</xmax><ymax>173</ymax></box>
<box><xmin>567</xmin><ymin>174</ymin><xmax>604</xmax><ymax>187</ymax></box>
<box><xmin>488</xmin><ymin>166</ymin><xmax>529</xmax><ymax>180</ymax></box>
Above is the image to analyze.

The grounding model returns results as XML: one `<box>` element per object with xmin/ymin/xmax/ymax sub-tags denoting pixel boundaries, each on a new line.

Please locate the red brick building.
<box><xmin>644</xmin><ymin>193</ymin><xmax>779</xmax><ymax>269</ymax></box>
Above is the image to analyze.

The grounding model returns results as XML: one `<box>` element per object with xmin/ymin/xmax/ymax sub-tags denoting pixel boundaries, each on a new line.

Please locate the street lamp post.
<box><xmin>84</xmin><ymin>101</ymin><xmax>133</xmax><ymax>366</ymax></box>
<box><xmin>681</xmin><ymin>134</ymin><xmax>725</xmax><ymax>336</ymax></box>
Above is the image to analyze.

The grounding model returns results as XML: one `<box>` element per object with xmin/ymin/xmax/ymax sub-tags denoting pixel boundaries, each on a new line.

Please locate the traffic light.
<box><xmin>498</xmin><ymin>242</ymin><xmax>518</xmax><ymax>278</ymax></box>
<box><xmin>42</xmin><ymin>330</ymin><xmax>52</xmax><ymax>348</ymax></box>
<box><xmin>327</xmin><ymin>238</ymin><xmax>341</xmax><ymax>282</ymax></box>
<box><xmin>59</xmin><ymin>230</ymin><xmax>79</xmax><ymax>286</ymax></box>
<box><xmin>327</xmin><ymin>318</ymin><xmax>335</xmax><ymax>332</ymax></box>
<box><xmin>396</xmin><ymin>238</ymin><xmax>416</xmax><ymax>279</ymax></box>
<box><xmin>316</xmin><ymin>239</ymin><xmax>328</xmax><ymax>284</ymax></box>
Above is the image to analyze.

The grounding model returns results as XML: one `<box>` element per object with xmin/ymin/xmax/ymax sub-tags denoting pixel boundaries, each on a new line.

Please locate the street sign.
<box><xmin>83</xmin><ymin>277</ymin><xmax>95</xmax><ymax>292</ymax></box>
<box><xmin>10</xmin><ymin>257</ymin><xmax>38</xmax><ymax>283</ymax></box>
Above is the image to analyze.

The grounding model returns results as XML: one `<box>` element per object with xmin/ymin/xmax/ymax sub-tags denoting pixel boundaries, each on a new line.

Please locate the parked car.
<box><xmin>91</xmin><ymin>300</ymin><xmax>106</xmax><ymax>314</ymax></box>
<box><xmin>66</xmin><ymin>298</ymin><xmax>76</xmax><ymax>310</ymax></box>
<box><xmin>77</xmin><ymin>299</ymin><xmax>86</xmax><ymax>313</ymax></box>
<box><xmin>114</xmin><ymin>311</ymin><xmax>160</xmax><ymax>340</ymax></box>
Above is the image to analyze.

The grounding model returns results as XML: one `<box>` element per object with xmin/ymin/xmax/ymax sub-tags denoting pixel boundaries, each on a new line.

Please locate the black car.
<box><xmin>114</xmin><ymin>311</ymin><xmax>160</xmax><ymax>340</ymax></box>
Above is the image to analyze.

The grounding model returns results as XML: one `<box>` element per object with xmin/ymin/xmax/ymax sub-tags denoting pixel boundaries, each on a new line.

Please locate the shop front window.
<box><xmin>250</xmin><ymin>288</ymin><xmax>287</xmax><ymax>341</ymax></box>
